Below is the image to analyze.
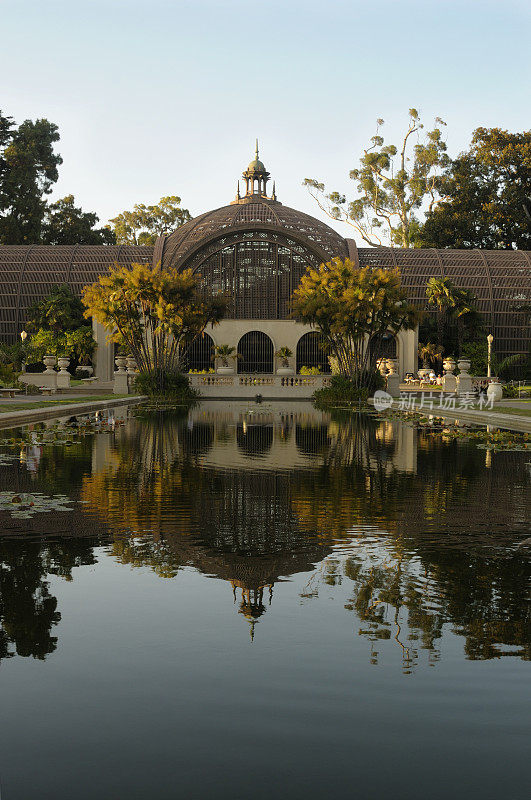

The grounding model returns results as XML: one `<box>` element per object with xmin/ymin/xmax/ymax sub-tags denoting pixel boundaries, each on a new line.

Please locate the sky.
<box><xmin>2</xmin><ymin>0</ymin><xmax>530</xmax><ymax>242</ymax></box>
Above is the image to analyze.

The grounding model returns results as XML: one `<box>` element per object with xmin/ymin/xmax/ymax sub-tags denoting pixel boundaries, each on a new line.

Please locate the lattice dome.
<box><xmin>156</xmin><ymin>198</ymin><xmax>349</xmax><ymax>271</ymax></box>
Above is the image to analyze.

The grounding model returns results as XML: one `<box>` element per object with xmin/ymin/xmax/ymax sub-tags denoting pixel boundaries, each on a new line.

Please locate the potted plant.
<box><xmin>275</xmin><ymin>346</ymin><xmax>294</xmax><ymax>375</ymax></box>
<box><xmin>213</xmin><ymin>345</ymin><xmax>239</xmax><ymax>374</ymax></box>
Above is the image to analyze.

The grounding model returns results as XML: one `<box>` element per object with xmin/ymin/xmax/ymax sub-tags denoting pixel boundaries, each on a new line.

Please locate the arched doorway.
<box><xmin>237</xmin><ymin>331</ymin><xmax>274</xmax><ymax>374</ymax></box>
<box><xmin>368</xmin><ymin>333</ymin><xmax>397</xmax><ymax>362</ymax></box>
<box><xmin>296</xmin><ymin>332</ymin><xmax>331</xmax><ymax>373</ymax></box>
<box><xmin>183</xmin><ymin>332</ymin><xmax>214</xmax><ymax>372</ymax></box>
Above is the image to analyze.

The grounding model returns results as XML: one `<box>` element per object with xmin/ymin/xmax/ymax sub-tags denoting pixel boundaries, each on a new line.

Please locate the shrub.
<box><xmin>75</xmin><ymin>368</ymin><xmax>92</xmax><ymax>379</ymax></box>
<box><xmin>133</xmin><ymin>370</ymin><xmax>200</xmax><ymax>401</ymax></box>
<box><xmin>299</xmin><ymin>366</ymin><xmax>321</xmax><ymax>375</ymax></box>
<box><xmin>313</xmin><ymin>372</ymin><xmax>384</xmax><ymax>408</ymax></box>
<box><xmin>502</xmin><ymin>384</ymin><xmax>518</xmax><ymax>398</ymax></box>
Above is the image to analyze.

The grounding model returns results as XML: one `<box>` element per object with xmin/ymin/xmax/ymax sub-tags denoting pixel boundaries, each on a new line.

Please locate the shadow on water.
<box><xmin>0</xmin><ymin>402</ymin><xmax>529</xmax><ymax>668</ymax></box>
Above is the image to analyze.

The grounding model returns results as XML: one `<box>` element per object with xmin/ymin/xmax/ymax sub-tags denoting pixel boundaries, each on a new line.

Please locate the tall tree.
<box><xmin>291</xmin><ymin>257</ymin><xmax>421</xmax><ymax>389</ymax></box>
<box><xmin>0</xmin><ymin>111</ymin><xmax>62</xmax><ymax>244</ymax></box>
<box><xmin>304</xmin><ymin>109</ymin><xmax>449</xmax><ymax>247</ymax></box>
<box><xmin>108</xmin><ymin>196</ymin><xmax>192</xmax><ymax>245</ymax></box>
<box><xmin>82</xmin><ymin>262</ymin><xmax>226</xmax><ymax>390</ymax></box>
<box><xmin>419</xmin><ymin>128</ymin><xmax>531</xmax><ymax>249</ymax></box>
<box><xmin>41</xmin><ymin>195</ymin><xmax>115</xmax><ymax>245</ymax></box>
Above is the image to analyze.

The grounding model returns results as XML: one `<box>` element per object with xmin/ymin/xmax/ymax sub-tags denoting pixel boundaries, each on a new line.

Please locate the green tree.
<box><xmin>108</xmin><ymin>196</ymin><xmax>192</xmax><ymax>245</ymax></box>
<box><xmin>26</xmin><ymin>284</ymin><xmax>85</xmax><ymax>334</ymax></box>
<box><xmin>451</xmin><ymin>288</ymin><xmax>482</xmax><ymax>356</ymax></box>
<box><xmin>426</xmin><ymin>277</ymin><xmax>459</xmax><ymax>352</ymax></box>
<box><xmin>42</xmin><ymin>195</ymin><xmax>115</xmax><ymax>245</ymax></box>
<box><xmin>82</xmin><ymin>261</ymin><xmax>226</xmax><ymax>390</ymax></box>
<box><xmin>419</xmin><ymin>128</ymin><xmax>531</xmax><ymax>249</ymax></box>
<box><xmin>291</xmin><ymin>257</ymin><xmax>421</xmax><ymax>389</ymax></box>
<box><xmin>304</xmin><ymin>109</ymin><xmax>449</xmax><ymax>247</ymax></box>
<box><xmin>0</xmin><ymin>110</ymin><xmax>62</xmax><ymax>244</ymax></box>
<box><xmin>418</xmin><ymin>342</ymin><xmax>443</xmax><ymax>369</ymax></box>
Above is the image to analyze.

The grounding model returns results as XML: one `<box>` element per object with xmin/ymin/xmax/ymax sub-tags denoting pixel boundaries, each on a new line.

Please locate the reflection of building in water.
<box><xmin>78</xmin><ymin>404</ymin><xmax>530</xmax><ymax>651</ymax></box>
<box><xmin>231</xmin><ymin>581</ymin><xmax>272</xmax><ymax>640</ymax></box>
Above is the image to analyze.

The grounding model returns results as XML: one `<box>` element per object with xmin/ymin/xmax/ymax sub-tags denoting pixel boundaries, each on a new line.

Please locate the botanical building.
<box><xmin>0</xmin><ymin>146</ymin><xmax>529</xmax><ymax>378</ymax></box>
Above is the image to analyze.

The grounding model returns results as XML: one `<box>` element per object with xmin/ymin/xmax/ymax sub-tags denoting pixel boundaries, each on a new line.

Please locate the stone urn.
<box><xmin>115</xmin><ymin>356</ymin><xmax>127</xmax><ymax>374</ymax></box>
<box><xmin>418</xmin><ymin>368</ymin><xmax>430</xmax><ymax>380</ymax></box>
<box><xmin>276</xmin><ymin>366</ymin><xmax>294</xmax><ymax>376</ymax></box>
<box><xmin>43</xmin><ymin>354</ymin><xmax>57</xmax><ymax>374</ymax></box>
<box><xmin>487</xmin><ymin>380</ymin><xmax>503</xmax><ymax>402</ymax></box>
<box><xmin>443</xmin><ymin>358</ymin><xmax>456</xmax><ymax>373</ymax></box>
<box><xmin>457</xmin><ymin>358</ymin><xmax>471</xmax><ymax>375</ymax></box>
<box><xmin>126</xmin><ymin>356</ymin><xmax>137</xmax><ymax>374</ymax></box>
<box><xmin>57</xmin><ymin>357</ymin><xmax>70</xmax><ymax>374</ymax></box>
<box><xmin>386</xmin><ymin>358</ymin><xmax>397</xmax><ymax>374</ymax></box>
<box><xmin>216</xmin><ymin>366</ymin><xmax>234</xmax><ymax>375</ymax></box>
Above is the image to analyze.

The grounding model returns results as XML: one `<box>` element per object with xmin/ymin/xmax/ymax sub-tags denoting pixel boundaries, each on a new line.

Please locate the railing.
<box><xmin>238</xmin><ymin>376</ymin><xmax>275</xmax><ymax>386</ymax></box>
<box><xmin>187</xmin><ymin>373</ymin><xmax>332</xmax><ymax>397</ymax></box>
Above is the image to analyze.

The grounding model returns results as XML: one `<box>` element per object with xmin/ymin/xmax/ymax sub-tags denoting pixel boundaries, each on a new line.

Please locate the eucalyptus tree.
<box><xmin>304</xmin><ymin>109</ymin><xmax>449</xmax><ymax>247</ymax></box>
<box><xmin>109</xmin><ymin>196</ymin><xmax>192</xmax><ymax>245</ymax></box>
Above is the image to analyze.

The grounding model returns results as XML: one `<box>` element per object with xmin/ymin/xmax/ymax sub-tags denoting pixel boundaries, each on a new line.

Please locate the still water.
<box><xmin>0</xmin><ymin>401</ymin><xmax>529</xmax><ymax>799</ymax></box>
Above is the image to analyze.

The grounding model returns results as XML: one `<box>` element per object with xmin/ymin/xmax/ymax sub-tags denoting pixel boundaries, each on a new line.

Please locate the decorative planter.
<box><xmin>443</xmin><ymin>359</ymin><xmax>456</xmax><ymax>373</ymax></box>
<box><xmin>43</xmin><ymin>355</ymin><xmax>57</xmax><ymax>374</ymax></box>
<box><xmin>418</xmin><ymin>368</ymin><xmax>430</xmax><ymax>379</ymax></box>
<box><xmin>216</xmin><ymin>366</ymin><xmax>234</xmax><ymax>375</ymax></box>
<box><xmin>457</xmin><ymin>359</ymin><xmax>471</xmax><ymax>374</ymax></box>
<box><xmin>276</xmin><ymin>367</ymin><xmax>294</xmax><ymax>375</ymax></box>
<box><xmin>115</xmin><ymin>356</ymin><xmax>127</xmax><ymax>374</ymax></box>
<box><xmin>386</xmin><ymin>358</ymin><xmax>397</xmax><ymax>374</ymax></box>
<box><xmin>487</xmin><ymin>380</ymin><xmax>503</xmax><ymax>402</ymax></box>
<box><xmin>57</xmin><ymin>357</ymin><xmax>70</xmax><ymax>374</ymax></box>
<box><xmin>126</xmin><ymin>356</ymin><xmax>137</xmax><ymax>374</ymax></box>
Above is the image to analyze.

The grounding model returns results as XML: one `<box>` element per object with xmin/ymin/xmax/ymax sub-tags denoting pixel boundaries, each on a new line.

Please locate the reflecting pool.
<box><xmin>0</xmin><ymin>401</ymin><xmax>529</xmax><ymax>799</ymax></box>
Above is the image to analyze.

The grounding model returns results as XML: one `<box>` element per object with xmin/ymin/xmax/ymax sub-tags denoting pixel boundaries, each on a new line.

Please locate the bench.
<box><xmin>39</xmin><ymin>387</ymin><xmax>57</xmax><ymax>396</ymax></box>
<box><xmin>0</xmin><ymin>388</ymin><xmax>22</xmax><ymax>398</ymax></box>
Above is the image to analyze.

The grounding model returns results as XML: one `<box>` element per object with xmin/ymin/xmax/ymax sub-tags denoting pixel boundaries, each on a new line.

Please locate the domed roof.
<box><xmin>247</xmin><ymin>156</ymin><xmax>267</xmax><ymax>172</ymax></box>
<box><xmin>158</xmin><ymin>198</ymin><xmax>349</xmax><ymax>270</ymax></box>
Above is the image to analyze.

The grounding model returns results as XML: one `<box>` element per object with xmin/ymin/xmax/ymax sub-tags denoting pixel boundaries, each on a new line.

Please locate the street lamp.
<box><xmin>487</xmin><ymin>333</ymin><xmax>494</xmax><ymax>378</ymax></box>
<box><xmin>20</xmin><ymin>330</ymin><xmax>28</xmax><ymax>374</ymax></box>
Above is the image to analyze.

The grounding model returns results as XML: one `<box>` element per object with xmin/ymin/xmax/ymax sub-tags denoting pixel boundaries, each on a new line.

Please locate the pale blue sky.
<box><xmin>2</xmin><ymin>0</ymin><xmax>530</xmax><ymax>241</ymax></box>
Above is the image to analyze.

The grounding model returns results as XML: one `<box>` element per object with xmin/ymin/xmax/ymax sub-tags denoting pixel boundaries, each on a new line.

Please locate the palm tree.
<box><xmin>418</xmin><ymin>342</ymin><xmax>444</xmax><ymax>370</ymax></box>
<box><xmin>426</xmin><ymin>278</ymin><xmax>460</xmax><ymax>350</ymax></box>
<box><xmin>452</xmin><ymin>288</ymin><xmax>478</xmax><ymax>356</ymax></box>
<box><xmin>213</xmin><ymin>344</ymin><xmax>239</xmax><ymax>367</ymax></box>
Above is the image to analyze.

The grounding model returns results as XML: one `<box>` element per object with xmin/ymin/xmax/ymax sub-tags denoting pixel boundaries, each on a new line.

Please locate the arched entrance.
<box><xmin>368</xmin><ymin>333</ymin><xmax>397</xmax><ymax>362</ymax></box>
<box><xmin>296</xmin><ymin>332</ymin><xmax>331</xmax><ymax>373</ymax></box>
<box><xmin>183</xmin><ymin>332</ymin><xmax>214</xmax><ymax>372</ymax></box>
<box><xmin>237</xmin><ymin>331</ymin><xmax>274</xmax><ymax>374</ymax></box>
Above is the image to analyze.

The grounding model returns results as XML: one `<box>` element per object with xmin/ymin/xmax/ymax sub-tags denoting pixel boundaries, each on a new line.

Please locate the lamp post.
<box><xmin>487</xmin><ymin>333</ymin><xmax>494</xmax><ymax>378</ymax></box>
<box><xmin>20</xmin><ymin>330</ymin><xmax>27</xmax><ymax>373</ymax></box>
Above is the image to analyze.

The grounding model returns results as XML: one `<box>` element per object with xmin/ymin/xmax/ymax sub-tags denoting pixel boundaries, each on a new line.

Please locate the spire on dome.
<box><xmin>231</xmin><ymin>142</ymin><xmax>280</xmax><ymax>204</ymax></box>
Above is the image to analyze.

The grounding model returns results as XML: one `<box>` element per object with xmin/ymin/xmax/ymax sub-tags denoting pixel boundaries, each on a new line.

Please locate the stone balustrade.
<box><xmin>188</xmin><ymin>373</ymin><xmax>332</xmax><ymax>398</ymax></box>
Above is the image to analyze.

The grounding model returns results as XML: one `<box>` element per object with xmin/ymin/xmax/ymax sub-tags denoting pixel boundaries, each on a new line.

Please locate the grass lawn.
<box><xmin>0</xmin><ymin>395</ymin><xmax>128</xmax><ymax>413</ymax></box>
<box><xmin>492</xmin><ymin>405</ymin><xmax>531</xmax><ymax>418</ymax></box>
